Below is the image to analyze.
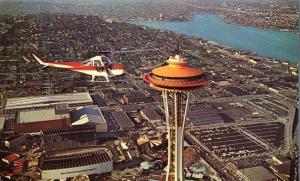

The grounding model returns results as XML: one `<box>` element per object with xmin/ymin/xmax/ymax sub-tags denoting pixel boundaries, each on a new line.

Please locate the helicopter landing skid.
<box><xmin>88</xmin><ymin>80</ymin><xmax>109</xmax><ymax>83</ymax></box>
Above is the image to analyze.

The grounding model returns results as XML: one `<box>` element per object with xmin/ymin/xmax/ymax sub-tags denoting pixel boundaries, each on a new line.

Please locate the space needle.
<box><xmin>144</xmin><ymin>55</ymin><xmax>211</xmax><ymax>181</ymax></box>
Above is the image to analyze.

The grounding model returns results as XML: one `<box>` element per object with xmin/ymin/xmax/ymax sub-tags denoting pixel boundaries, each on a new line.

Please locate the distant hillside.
<box><xmin>0</xmin><ymin>0</ymin><xmax>220</xmax><ymax>16</ymax></box>
<box><xmin>0</xmin><ymin>1</ymin><xmax>79</xmax><ymax>15</ymax></box>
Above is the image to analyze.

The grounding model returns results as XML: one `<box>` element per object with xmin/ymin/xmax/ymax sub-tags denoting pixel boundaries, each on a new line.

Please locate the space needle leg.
<box><xmin>163</xmin><ymin>92</ymin><xmax>172</xmax><ymax>181</ymax></box>
<box><xmin>174</xmin><ymin>92</ymin><xmax>185</xmax><ymax>181</ymax></box>
<box><xmin>179</xmin><ymin>93</ymin><xmax>190</xmax><ymax>180</ymax></box>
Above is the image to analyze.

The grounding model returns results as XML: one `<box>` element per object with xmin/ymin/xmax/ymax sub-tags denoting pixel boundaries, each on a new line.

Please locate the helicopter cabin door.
<box><xmin>93</xmin><ymin>59</ymin><xmax>105</xmax><ymax>72</ymax></box>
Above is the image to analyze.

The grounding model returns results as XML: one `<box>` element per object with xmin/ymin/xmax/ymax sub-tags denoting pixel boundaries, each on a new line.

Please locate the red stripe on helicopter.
<box><xmin>111</xmin><ymin>64</ymin><xmax>125</xmax><ymax>70</ymax></box>
<box><xmin>49</xmin><ymin>62</ymin><xmax>82</xmax><ymax>66</ymax></box>
<box><xmin>69</xmin><ymin>66</ymin><xmax>98</xmax><ymax>70</ymax></box>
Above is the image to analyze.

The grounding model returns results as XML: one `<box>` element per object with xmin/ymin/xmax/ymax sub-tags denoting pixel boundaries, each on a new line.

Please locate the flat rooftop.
<box><xmin>5</xmin><ymin>92</ymin><xmax>93</xmax><ymax>110</ymax></box>
<box><xmin>239</xmin><ymin>166</ymin><xmax>277</xmax><ymax>181</ymax></box>
<box><xmin>17</xmin><ymin>108</ymin><xmax>70</xmax><ymax>124</ymax></box>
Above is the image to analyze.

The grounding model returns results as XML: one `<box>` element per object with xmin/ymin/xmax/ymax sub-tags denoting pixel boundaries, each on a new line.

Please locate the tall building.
<box><xmin>144</xmin><ymin>55</ymin><xmax>211</xmax><ymax>181</ymax></box>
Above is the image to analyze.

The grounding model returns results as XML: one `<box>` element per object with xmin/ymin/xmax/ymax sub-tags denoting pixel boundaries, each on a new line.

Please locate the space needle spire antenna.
<box><xmin>144</xmin><ymin>55</ymin><xmax>211</xmax><ymax>181</ymax></box>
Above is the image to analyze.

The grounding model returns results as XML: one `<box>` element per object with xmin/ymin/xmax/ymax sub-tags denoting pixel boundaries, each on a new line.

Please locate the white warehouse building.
<box><xmin>4</xmin><ymin>92</ymin><xmax>93</xmax><ymax>114</ymax></box>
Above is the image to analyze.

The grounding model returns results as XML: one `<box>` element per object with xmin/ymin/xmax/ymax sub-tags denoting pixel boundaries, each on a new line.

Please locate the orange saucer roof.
<box><xmin>152</xmin><ymin>55</ymin><xmax>203</xmax><ymax>78</ymax></box>
<box><xmin>144</xmin><ymin>55</ymin><xmax>211</xmax><ymax>92</ymax></box>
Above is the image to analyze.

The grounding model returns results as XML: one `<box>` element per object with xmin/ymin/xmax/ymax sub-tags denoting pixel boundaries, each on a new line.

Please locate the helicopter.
<box><xmin>24</xmin><ymin>48</ymin><xmax>157</xmax><ymax>82</ymax></box>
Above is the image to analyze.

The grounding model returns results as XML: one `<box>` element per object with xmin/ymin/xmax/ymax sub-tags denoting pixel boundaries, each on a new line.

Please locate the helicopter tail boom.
<box><xmin>32</xmin><ymin>54</ymin><xmax>49</xmax><ymax>66</ymax></box>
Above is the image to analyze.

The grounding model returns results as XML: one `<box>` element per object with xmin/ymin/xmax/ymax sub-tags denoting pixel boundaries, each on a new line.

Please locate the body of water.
<box><xmin>132</xmin><ymin>13</ymin><xmax>299</xmax><ymax>64</ymax></box>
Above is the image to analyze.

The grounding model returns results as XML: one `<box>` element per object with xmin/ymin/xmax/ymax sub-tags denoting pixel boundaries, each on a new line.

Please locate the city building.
<box><xmin>140</xmin><ymin>108</ymin><xmax>162</xmax><ymax>123</ymax></box>
<box><xmin>112</xmin><ymin>110</ymin><xmax>135</xmax><ymax>130</ymax></box>
<box><xmin>122</xmin><ymin>91</ymin><xmax>147</xmax><ymax>104</ymax></box>
<box><xmin>39</xmin><ymin>147</ymin><xmax>113</xmax><ymax>180</ymax></box>
<box><xmin>143</xmin><ymin>55</ymin><xmax>211</xmax><ymax>181</ymax></box>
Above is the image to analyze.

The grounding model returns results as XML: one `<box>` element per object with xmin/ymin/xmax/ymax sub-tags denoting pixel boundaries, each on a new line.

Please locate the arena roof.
<box><xmin>5</xmin><ymin>93</ymin><xmax>93</xmax><ymax>110</ymax></box>
<box><xmin>71</xmin><ymin>106</ymin><xmax>107</xmax><ymax>126</ymax></box>
<box><xmin>39</xmin><ymin>148</ymin><xmax>112</xmax><ymax>170</ymax></box>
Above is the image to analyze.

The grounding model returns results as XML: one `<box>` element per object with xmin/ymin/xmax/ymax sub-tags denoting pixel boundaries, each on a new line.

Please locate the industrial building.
<box><xmin>14</xmin><ymin>107</ymin><xmax>71</xmax><ymax>133</ymax></box>
<box><xmin>112</xmin><ymin>110</ymin><xmax>135</xmax><ymax>130</ymax></box>
<box><xmin>71</xmin><ymin>105</ymin><xmax>108</xmax><ymax>132</ymax></box>
<box><xmin>4</xmin><ymin>92</ymin><xmax>93</xmax><ymax>114</ymax></box>
<box><xmin>187</xmin><ymin>102</ymin><xmax>255</xmax><ymax>125</ymax></box>
<box><xmin>140</xmin><ymin>108</ymin><xmax>162</xmax><ymax>123</ymax></box>
<box><xmin>39</xmin><ymin>147</ymin><xmax>113</xmax><ymax>180</ymax></box>
<box><xmin>42</xmin><ymin>125</ymin><xmax>97</xmax><ymax>152</ymax></box>
<box><xmin>187</xmin><ymin>103</ymin><xmax>224</xmax><ymax>126</ymax></box>
<box><xmin>122</xmin><ymin>91</ymin><xmax>147</xmax><ymax>104</ymax></box>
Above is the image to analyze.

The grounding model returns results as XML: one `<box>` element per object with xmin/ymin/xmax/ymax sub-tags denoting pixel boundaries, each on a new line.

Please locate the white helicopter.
<box><xmin>24</xmin><ymin>48</ymin><xmax>157</xmax><ymax>82</ymax></box>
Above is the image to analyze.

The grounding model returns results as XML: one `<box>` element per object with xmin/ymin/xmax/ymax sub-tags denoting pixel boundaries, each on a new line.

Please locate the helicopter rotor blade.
<box><xmin>110</xmin><ymin>44</ymin><xmax>114</xmax><ymax>62</ymax></box>
<box><xmin>112</xmin><ymin>48</ymin><xmax>158</xmax><ymax>54</ymax></box>
<box><xmin>91</xmin><ymin>48</ymin><xmax>158</xmax><ymax>55</ymax></box>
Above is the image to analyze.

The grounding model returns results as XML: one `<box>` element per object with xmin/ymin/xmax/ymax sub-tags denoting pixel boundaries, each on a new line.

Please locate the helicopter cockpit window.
<box><xmin>101</xmin><ymin>56</ymin><xmax>112</xmax><ymax>66</ymax></box>
<box><xmin>81</xmin><ymin>59</ymin><xmax>92</xmax><ymax>66</ymax></box>
<box><xmin>93</xmin><ymin>59</ymin><xmax>102</xmax><ymax>67</ymax></box>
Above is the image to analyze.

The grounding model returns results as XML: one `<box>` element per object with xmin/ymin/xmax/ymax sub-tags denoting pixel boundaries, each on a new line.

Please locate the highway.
<box><xmin>193</xmin><ymin>94</ymin><xmax>271</xmax><ymax>103</ymax></box>
<box><xmin>264</xmin><ymin>97</ymin><xmax>297</xmax><ymax>156</ymax></box>
<box><xmin>285</xmin><ymin>103</ymin><xmax>296</xmax><ymax>156</ymax></box>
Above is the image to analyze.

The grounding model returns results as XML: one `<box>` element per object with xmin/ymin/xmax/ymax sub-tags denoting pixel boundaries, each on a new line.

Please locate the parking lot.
<box><xmin>191</xmin><ymin>126</ymin><xmax>267</xmax><ymax>160</ymax></box>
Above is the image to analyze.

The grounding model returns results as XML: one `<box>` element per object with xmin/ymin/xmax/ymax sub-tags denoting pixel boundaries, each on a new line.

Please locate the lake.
<box><xmin>132</xmin><ymin>13</ymin><xmax>300</xmax><ymax>64</ymax></box>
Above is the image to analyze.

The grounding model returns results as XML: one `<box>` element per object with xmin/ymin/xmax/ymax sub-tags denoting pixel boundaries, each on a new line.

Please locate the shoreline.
<box><xmin>129</xmin><ymin>28</ymin><xmax>298</xmax><ymax>66</ymax></box>
<box><xmin>129</xmin><ymin>11</ymin><xmax>298</xmax><ymax>33</ymax></box>
<box><xmin>218</xmin><ymin>15</ymin><xmax>299</xmax><ymax>33</ymax></box>
<box><xmin>129</xmin><ymin>13</ymin><xmax>299</xmax><ymax>65</ymax></box>
<box><xmin>198</xmin><ymin>37</ymin><xmax>298</xmax><ymax>66</ymax></box>
<box><xmin>192</xmin><ymin>36</ymin><xmax>298</xmax><ymax>67</ymax></box>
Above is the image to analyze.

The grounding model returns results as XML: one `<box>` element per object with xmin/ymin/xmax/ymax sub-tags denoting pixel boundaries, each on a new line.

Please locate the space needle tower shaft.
<box><xmin>163</xmin><ymin>91</ymin><xmax>190</xmax><ymax>180</ymax></box>
<box><xmin>144</xmin><ymin>55</ymin><xmax>211</xmax><ymax>181</ymax></box>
